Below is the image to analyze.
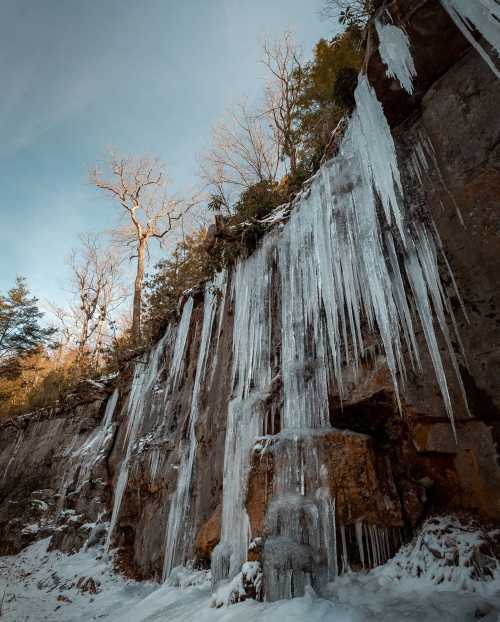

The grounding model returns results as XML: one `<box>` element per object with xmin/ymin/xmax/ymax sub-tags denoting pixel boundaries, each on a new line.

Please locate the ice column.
<box><xmin>263</xmin><ymin>433</ymin><xmax>338</xmax><ymax>600</ymax></box>
<box><xmin>211</xmin><ymin>236</ymin><xmax>275</xmax><ymax>584</ymax></box>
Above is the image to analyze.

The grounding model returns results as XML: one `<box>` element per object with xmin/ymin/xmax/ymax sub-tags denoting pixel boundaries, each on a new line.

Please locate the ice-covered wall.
<box><xmin>1</xmin><ymin>0</ymin><xmax>500</xmax><ymax>604</ymax></box>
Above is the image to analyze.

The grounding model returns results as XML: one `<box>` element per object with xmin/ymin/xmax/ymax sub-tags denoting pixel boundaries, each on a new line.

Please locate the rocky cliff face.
<box><xmin>1</xmin><ymin>0</ymin><xmax>499</xmax><ymax>602</ymax></box>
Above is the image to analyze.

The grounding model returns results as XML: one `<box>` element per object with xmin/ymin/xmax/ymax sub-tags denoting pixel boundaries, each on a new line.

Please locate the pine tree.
<box><xmin>0</xmin><ymin>277</ymin><xmax>56</xmax><ymax>377</ymax></box>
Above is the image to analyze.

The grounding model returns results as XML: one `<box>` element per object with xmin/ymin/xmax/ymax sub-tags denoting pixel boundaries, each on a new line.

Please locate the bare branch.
<box><xmin>197</xmin><ymin>101</ymin><xmax>281</xmax><ymax>212</ymax></box>
<box><xmin>261</xmin><ymin>31</ymin><xmax>304</xmax><ymax>176</ymax></box>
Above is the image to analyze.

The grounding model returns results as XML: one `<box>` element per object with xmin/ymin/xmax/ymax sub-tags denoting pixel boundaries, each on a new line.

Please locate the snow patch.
<box><xmin>2</xmin><ymin>517</ymin><xmax>500</xmax><ymax>621</ymax></box>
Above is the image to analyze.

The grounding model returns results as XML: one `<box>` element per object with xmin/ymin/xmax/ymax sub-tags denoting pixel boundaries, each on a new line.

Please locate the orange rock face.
<box><xmin>195</xmin><ymin>504</ymin><xmax>222</xmax><ymax>562</ymax></box>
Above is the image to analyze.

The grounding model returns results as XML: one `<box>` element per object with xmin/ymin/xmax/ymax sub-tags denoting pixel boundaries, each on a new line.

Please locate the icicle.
<box><xmin>375</xmin><ymin>20</ymin><xmax>416</xmax><ymax>94</ymax></box>
<box><xmin>2</xmin><ymin>429</ymin><xmax>24</xmax><ymax>484</ymax></box>
<box><xmin>169</xmin><ymin>298</ymin><xmax>194</xmax><ymax>389</ymax></box>
<box><xmin>317</xmin><ymin>487</ymin><xmax>337</xmax><ymax>581</ymax></box>
<box><xmin>355</xmin><ymin>521</ymin><xmax>365</xmax><ymax>569</ymax></box>
<box><xmin>209</xmin><ymin>270</ymin><xmax>229</xmax><ymax>384</ymax></box>
<box><xmin>340</xmin><ymin>525</ymin><xmax>350</xmax><ymax>574</ymax></box>
<box><xmin>352</xmin><ymin>75</ymin><xmax>405</xmax><ymax>237</ymax></box>
<box><xmin>440</xmin><ymin>0</ymin><xmax>500</xmax><ymax>79</ymax></box>
<box><xmin>149</xmin><ymin>448</ymin><xmax>161</xmax><ymax>482</ymax></box>
<box><xmin>102</xmin><ymin>388</ymin><xmax>119</xmax><ymax>431</ymax></box>
<box><xmin>411</xmin><ymin>129</ymin><xmax>466</xmax><ymax>227</ymax></box>
<box><xmin>163</xmin><ymin>274</ymin><xmax>224</xmax><ymax>580</ymax></box>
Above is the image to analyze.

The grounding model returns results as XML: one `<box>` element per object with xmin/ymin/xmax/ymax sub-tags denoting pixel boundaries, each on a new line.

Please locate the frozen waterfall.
<box><xmin>211</xmin><ymin>71</ymin><xmax>468</xmax><ymax>597</ymax></box>
<box><xmin>105</xmin><ymin>330</ymin><xmax>172</xmax><ymax>552</ymax></box>
<box><xmin>163</xmin><ymin>272</ymin><xmax>227</xmax><ymax>580</ymax></box>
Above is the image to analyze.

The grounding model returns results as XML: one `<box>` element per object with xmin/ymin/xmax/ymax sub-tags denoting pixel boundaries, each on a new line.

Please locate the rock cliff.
<box><xmin>1</xmin><ymin>0</ymin><xmax>499</xmax><ymax>602</ymax></box>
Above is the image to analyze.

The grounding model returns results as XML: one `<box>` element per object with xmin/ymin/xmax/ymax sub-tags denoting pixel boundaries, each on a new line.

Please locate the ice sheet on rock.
<box><xmin>375</xmin><ymin>20</ymin><xmax>416</xmax><ymax>94</ymax></box>
<box><xmin>440</xmin><ymin>0</ymin><xmax>500</xmax><ymax>79</ymax></box>
<box><xmin>48</xmin><ymin>394</ymin><xmax>119</xmax><ymax>524</ymax></box>
<box><xmin>2</xmin><ymin>428</ymin><xmax>24</xmax><ymax>484</ymax></box>
<box><xmin>71</xmin><ymin>387</ymin><xmax>119</xmax><ymax>491</ymax></box>
<box><xmin>163</xmin><ymin>273</ymin><xmax>225</xmax><ymax>580</ymax></box>
<box><xmin>105</xmin><ymin>331</ymin><xmax>170</xmax><ymax>551</ymax></box>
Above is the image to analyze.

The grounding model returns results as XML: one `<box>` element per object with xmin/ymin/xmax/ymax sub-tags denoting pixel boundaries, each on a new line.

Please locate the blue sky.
<box><xmin>0</xmin><ymin>0</ymin><xmax>336</xmax><ymax>309</ymax></box>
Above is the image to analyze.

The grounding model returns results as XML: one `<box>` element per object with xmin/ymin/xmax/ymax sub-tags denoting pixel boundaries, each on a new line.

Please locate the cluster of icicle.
<box><xmin>163</xmin><ymin>273</ymin><xmax>226</xmax><ymax>579</ymax></box>
<box><xmin>211</xmin><ymin>72</ymin><xmax>468</xmax><ymax>599</ymax></box>
<box><xmin>375</xmin><ymin>18</ymin><xmax>416</xmax><ymax>94</ymax></box>
<box><xmin>101</xmin><ymin>3</ymin><xmax>500</xmax><ymax>601</ymax></box>
<box><xmin>440</xmin><ymin>0</ymin><xmax>500</xmax><ymax>80</ymax></box>
<box><xmin>105</xmin><ymin>295</ymin><xmax>193</xmax><ymax>554</ymax></box>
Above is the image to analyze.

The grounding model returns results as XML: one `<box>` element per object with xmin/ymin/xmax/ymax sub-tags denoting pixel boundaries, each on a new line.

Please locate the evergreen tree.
<box><xmin>0</xmin><ymin>277</ymin><xmax>56</xmax><ymax>376</ymax></box>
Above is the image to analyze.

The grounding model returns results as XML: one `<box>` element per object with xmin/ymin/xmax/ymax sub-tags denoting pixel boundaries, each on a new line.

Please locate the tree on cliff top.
<box><xmin>320</xmin><ymin>0</ymin><xmax>379</xmax><ymax>27</ymax></box>
<box><xmin>0</xmin><ymin>277</ymin><xmax>55</xmax><ymax>373</ymax></box>
<box><xmin>262</xmin><ymin>31</ymin><xmax>304</xmax><ymax>178</ymax></box>
<box><xmin>90</xmin><ymin>154</ymin><xmax>188</xmax><ymax>346</ymax></box>
<box><xmin>198</xmin><ymin>102</ymin><xmax>281</xmax><ymax>214</ymax></box>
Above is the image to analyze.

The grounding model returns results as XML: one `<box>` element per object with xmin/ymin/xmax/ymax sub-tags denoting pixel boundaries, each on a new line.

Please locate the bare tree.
<box><xmin>262</xmin><ymin>32</ymin><xmax>304</xmax><ymax>177</ymax></box>
<box><xmin>68</xmin><ymin>234</ymin><xmax>123</xmax><ymax>368</ymax></box>
<box><xmin>44</xmin><ymin>302</ymin><xmax>73</xmax><ymax>365</ymax></box>
<box><xmin>90</xmin><ymin>154</ymin><xmax>186</xmax><ymax>346</ymax></box>
<box><xmin>198</xmin><ymin>103</ymin><xmax>281</xmax><ymax>212</ymax></box>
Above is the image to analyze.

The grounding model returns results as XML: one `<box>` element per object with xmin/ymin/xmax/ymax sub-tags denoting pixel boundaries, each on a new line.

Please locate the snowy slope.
<box><xmin>1</xmin><ymin>517</ymin><xmax>499</xmax><ymax>622</ymax></box>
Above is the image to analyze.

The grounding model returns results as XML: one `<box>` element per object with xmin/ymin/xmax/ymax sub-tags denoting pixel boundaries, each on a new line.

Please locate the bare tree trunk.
<box><xmin>289</xmin><ymin>143</ymin><xmax>297</xmax><ymax>177</ymax></box>
<box><xmin>77</xmin><ymin>318</ymin><xmax>89</xmax><ymax>365</ymax></box>
<box><xmin>132</xmin><ymin>239</ymin><xmax>146</xmax><ymax>346</ymax></box>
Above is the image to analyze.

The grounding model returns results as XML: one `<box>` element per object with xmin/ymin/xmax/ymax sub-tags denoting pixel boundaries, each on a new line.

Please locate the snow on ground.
<box><xmin>1</xmin><ymin>517</ymin><xmax>499</xmax><ymax>622</ymax></box>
